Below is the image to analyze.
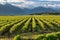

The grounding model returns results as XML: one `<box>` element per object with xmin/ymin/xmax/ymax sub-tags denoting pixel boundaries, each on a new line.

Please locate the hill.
<box><xmin>0</xmin><ymin>3</ymin><xmax>59</xmax><ymax>15</ymax></box>
<box><xmin>29</xmin><ymin>12</ymin><xmax>60</xmax><ymax>15</ymax></box>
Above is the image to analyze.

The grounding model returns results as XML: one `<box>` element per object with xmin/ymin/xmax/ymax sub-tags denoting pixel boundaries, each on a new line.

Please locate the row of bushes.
<box><xmin>13</xmin><ymin>32</ymin><xmax>60</xmax><ymax>40</ymax></box>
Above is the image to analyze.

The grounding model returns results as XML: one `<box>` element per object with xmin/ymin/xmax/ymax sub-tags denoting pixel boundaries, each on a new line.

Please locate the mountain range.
<box><xmin>0</xmin><ymin>3</ymin><xmax>60</xmax><ymax>15</ymax></box>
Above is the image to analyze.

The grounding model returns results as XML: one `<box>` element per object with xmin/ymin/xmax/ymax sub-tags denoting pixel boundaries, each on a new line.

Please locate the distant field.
<box><xmin>0</xmin><ymin>15</ymin><xmax>60</xmax><ymax>40</ymax></box>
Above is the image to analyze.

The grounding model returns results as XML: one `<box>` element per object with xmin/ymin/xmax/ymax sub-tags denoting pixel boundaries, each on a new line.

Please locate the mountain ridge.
<box><xmin>0</xmin><ymin>3</ymin><xmax>60</xmax><ymax>15</ymax></box>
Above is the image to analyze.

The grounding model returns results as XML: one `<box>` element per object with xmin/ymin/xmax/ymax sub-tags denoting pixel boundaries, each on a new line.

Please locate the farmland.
<box><xmin>0</xmin><ymin>15</ymin><xmax>60</xmax><ymax>40</ymax></box>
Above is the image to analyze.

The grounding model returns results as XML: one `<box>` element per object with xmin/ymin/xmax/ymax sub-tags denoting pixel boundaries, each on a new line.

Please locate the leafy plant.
<box><xmin>13</xmin><ymin>35</ymin><xmax>21</xmax><ymax>40</ymax></box>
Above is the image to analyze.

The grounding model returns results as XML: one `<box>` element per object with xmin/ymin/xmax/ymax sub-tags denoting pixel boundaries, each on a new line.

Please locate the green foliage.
<box><xmin>45</xmin><ymin>33</ymin><xmax>57</xmax><ymax>40</ymax></box>
<box><xmin>41</xmin><ymin>19</ymin><xmax>55</xmax><ymax>30</ymax></box>
<box><xmin>36</xmin><ymin>35</ymin><xmax>45</xmax><ymax>40</ymax></box>
<box><xmin>10</xmin><ymin>18</ymin><xmax>28</xmax><ymax>33</ymax></box>
<box><xmin>21</xmin><ymin>18</ymin><xmax>31</xmax><ymax>31</ymax></box>
<box><xmin>13</xmin><ymin>35</ymin><xmax>21</xmax><ymax>40</ymax></box>
<box><xmin>35</xmin><ymin>18</ymin><xmax>46</xmax><ymax>30</ymax></box>
<box><xmin>56</xmin><ymin>32</ymin><xmax>60</xmax><ymax>40</ymax></box>
<box><xmin>0</xmin><ymin>16</ymin><xmax>60</xmax><ymax>40</ymax></box>
<box><xmin>0</xmin><ymin>24</ymin><xmax>10</xmax><ymax>33</ymax></box>
<box><xmin>32</xmin><ymin>18</ymin><xmax>36</xmax><ymax>31</ymax></box>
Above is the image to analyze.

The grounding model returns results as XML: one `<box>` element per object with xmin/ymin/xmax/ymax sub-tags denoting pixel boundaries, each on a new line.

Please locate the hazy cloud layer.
<box><xmin>0</xmin><ymin>0</ymin><xmax>60</xmax><ymax>8</ymax></box>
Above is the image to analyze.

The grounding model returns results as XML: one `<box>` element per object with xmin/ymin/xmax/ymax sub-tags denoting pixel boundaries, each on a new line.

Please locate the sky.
<box><xmin>0</xmin><ymin>0</ymin><xmax>60</xmax><ymax>8</ymax></box>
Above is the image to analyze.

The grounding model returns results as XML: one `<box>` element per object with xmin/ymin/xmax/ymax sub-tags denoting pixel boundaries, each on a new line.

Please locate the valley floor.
<box><xmin>0</xmin><ymin>15</ymin><xmax>60</xmax><ymax>40</ymax></box>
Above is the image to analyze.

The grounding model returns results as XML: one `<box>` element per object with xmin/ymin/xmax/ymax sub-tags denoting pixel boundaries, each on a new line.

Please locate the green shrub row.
<box><xmin>13</xmin><ymin>32</ymin><xmax>60</xmax><ymax>40</ymax></box>
<box><xmin>36</xmin><ymin>32</ymin><xmax>60</xmax><ymax>40</ymax></box>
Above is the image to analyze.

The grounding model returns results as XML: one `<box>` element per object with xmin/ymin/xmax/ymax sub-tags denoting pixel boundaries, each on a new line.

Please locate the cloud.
<box><xmin>1</xmin><ymin>0</ymin><xmax>25</xmax><ymax>2</ymax></box>
<box><xmin>11</xmin><ymin>1</ymin><xmax>39</xmax><ymax>8</ymax></box>
<box><xmin>0</xmin><ymin>0</ymin><xmax>60</xmax><ymax>8</ymax></box>
<box><xmin>46</xmin><ymin>0</ymin><xmax>60</xmax><ymax>1</ymax></box>
<box><xmin>8</xmin><ymin>0</ymin><xmax>26</xmax><ymax>2</ymax></box>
